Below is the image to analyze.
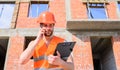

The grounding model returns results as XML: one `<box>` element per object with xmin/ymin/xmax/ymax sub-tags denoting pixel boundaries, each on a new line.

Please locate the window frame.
<box><xmin>0</xmin><ymin>2</ymin><xmax>15</xmax><ymax>29</ymax></box>
<box><xmin>82</xmin><ymin>0</ymin><xmax>108</xmax><ymax>3</ymax></box>
<box><xmin>118</xmin><ymin>2</ymin><xmax>120</xmax><ymax>11</ymax></box>
<box><xmin>87</xmin><ymin>3</ymin><xmax>108</xmax><ymax>19</ymax></box>
<box><xmin>28</xmin><ymin>1</ymin><xmax>49</xmax><ymax>18</ymax></box>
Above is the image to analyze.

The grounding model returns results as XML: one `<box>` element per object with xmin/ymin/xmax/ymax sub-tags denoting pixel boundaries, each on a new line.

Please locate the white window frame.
<box><xmin>29</xmin><ymin>1</ymin><xmax>49</xmax><ymax>18</ymax></box>
<box><xmin>86</xmin><ymin>3</ymin><xmax>108</xmax><ymax>19</ymax></box>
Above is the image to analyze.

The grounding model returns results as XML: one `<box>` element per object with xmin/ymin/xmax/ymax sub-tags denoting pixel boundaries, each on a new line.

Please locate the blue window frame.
<box><xmin>29</xmin><ymin>2</ymin><xmax>48</xmax><ymax>18</ymax></box>
<box><xmin>87</xmin><ymin>3</ymin><xmax>107</xmax><ymax>19</ymax></box>
<box><xmin>0</xmin><ymin>3</ymin><xmax>15</xmax><ymax>28</ymax></box>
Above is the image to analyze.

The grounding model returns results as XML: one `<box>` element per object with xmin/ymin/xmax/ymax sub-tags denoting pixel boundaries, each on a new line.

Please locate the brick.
<box><xmin>49</xmin><ymin>0</ymin><xmax>66</xmax><ymax>28</ymax></box>
<box><xmin>106</xmin><ymin>2</ymin><xmax>118</xmax><ymax>19</ymax></box>
<box><xmin>112</xmin><ymin>36</ymin><xmax>120</xmax><ymax>70</ymax></box>
<box><xmin>5</xmin><ymin>35</ymin><xmax>34</xmax><ymax>70</ymax></box>
<box><xmin>72</xmin><ymin>35</ymin><xmax>94</xmax><ymax>70</ymax></box>
<box><xmin>5</xmin><ymin>0</ymin><xmax>120</xmax><ymax>70</ymax></box>
<box><xmin>71</xmin><ymin>0</ymin><xmax>88</xmax><ymax>19</ymax></box>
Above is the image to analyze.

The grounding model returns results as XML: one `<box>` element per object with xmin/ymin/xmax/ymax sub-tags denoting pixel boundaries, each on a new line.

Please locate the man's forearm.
<box><xmin>19</xmin><ymin>38</ymin><xmax>41</xmax><ymax>64</ymax></box>
<box><xmin>60</xmin><ymin>61</ymin><xmax>74</xmax><ymax>70</ymax></box>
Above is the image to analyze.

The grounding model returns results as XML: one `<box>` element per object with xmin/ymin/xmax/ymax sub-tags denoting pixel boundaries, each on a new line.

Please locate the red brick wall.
<box><xmin>112</xmin><ymin>36</ymin><xmax>120</xmax><ymax>70</ymax></box>
<box><xmin>107</xmin><ymin>2</ymin><xmax>118</xmax><ymax>19</ymax></box>
<box><xmin>71</xmin><ymin>0</ymin><xmax>118</xmax><ymax>19</ymax></box>
<box><xmin>72</xmin><ymin>35</ymin><xmax>93</xmax><ymax>70</ymax></box>
<box><xmin>5</xmin><ymin>35</ymin><xmax>34</xmax><ymax>70</ymax></box>
<box><xmin>16</xmin><ymin>0</ymin><xmax>66</xmax><ymax>28</ymax></box>
<box><xmin>71</xmin><ymin>0</ymin><xmax>88</xmax><ymax>19</ymax></box>
<box><xmin>5</xmin><ymin>0</ymin><xmax>120</xmax><ymax>70</ymax></box>
<box><xmin>16</xmin><ymin>2</ymin><xmax>39</xmax><ymax>28</ymax></box>
<box><xmin>49</xmin><ymin>0</ymin><xmax>66</xmax><ymax>28</ymax></box>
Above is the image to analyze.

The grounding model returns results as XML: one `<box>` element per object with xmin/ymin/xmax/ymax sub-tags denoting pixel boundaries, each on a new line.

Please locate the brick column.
<box><xmin>112</xmin><ymin>36</ymin><xmax>120</xmax><ymax>70</ymax></box>
<box><xmin>11</xmin><ymin>1</ymin><xmax>20</xmax><ymax>28</ymax></box>
<box><xmin>49</xmin><ymin>0</ymin><xmax>66</xmax><ymax>28</ymax></box>
<box><xmin>71</xmin><ymin>0</ymin><xmax>88</xmax><ymax>19</ymax></box>
<box><xmin>106</xmin><ymin>2</ymin><xmax>118</xmax><ymax>19</ymax></box>
<box><xmin>72</xmin><ymin>35</ymin><xmax>93</xmax><ymax>70</ymax></box>
<box><xmin>4</xmin><ymin>35</ymin><xmax>33</xmax><ymax>70</ymax></box>
<box><xmin>16</xmin><ymin>2</ymin><xmax>38</xmax><ymax>28</ymax></box>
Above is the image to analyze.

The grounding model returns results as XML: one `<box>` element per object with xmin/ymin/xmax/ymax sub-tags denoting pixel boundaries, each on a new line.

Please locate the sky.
<box><xmin>29</xmin><ymin>4</ymin><xmax>48</xmax><ymax>17</ymax></box>
<box><xmin>118</xmin><ymin>3</ymin><xmax>120</xmax><ymax>11</ymax></box>
<box><xmin>0</xmin><ymin>4</ymin><xmax>15</xmax><ymax>28</ymax></box>
<box><xmin>89</xmin><ymin>8</ymin><xmax>107</xmax><ymax>19</ymax></box>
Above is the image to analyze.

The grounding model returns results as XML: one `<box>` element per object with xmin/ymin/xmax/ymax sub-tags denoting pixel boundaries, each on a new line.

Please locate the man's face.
<box><xmin>40</xmin><ymin>23</ymin><xmax>54</xmax><ymax>37</ymax></box>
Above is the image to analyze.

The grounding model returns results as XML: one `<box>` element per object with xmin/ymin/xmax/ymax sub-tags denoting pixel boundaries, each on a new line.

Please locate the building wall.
<box><xmin>0</xmin><ymin>0</ymin><xmax>119</xmax><ymax>70</ymax></box>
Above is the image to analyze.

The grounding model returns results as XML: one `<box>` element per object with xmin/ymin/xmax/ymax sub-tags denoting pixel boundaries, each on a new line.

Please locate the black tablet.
<box><xmin>54</xmin><ymin>42</ymin><xmax>76</xmax><ymax>61</ymax></box>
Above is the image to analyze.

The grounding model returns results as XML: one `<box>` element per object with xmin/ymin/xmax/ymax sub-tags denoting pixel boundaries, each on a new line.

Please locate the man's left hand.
<box><xmin>48</xmin><ymin>51</ymin><xmax>64</xmax><ymax>65</ymax></box>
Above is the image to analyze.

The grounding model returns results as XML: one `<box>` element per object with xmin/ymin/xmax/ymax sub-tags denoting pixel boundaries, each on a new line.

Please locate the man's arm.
<box><xmin>19</xmin><ymin>39</ymin><xmax>40</xmax><ymax>64</ymax></box>
<box><xmin>48</xmin><ymin>51</ymin><xmax>74</xmax><ymax>70</ymax></box>
<box><xmin>60</xmin><ymin>61</ymin><xmax>74</xmax><ymax>70</ymax></box>
<box><xmin>61</xmin><ymin>54</ymin><xmax>74</xmax><ymax>70</ymax></box>
<box><xmin>19</xmin><ymin>29</ymin><xmax>44</xmax><ymax>64</ymax></box>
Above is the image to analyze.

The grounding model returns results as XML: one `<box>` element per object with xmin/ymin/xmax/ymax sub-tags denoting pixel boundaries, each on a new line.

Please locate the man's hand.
<box><xmin>36</xmin><ymin>28</ymin><xmax>45</xmax><ymax>40</ymax></box>
<box><xmin>48</xmin><ymin>51</ymin><xmax>74</xmax><ymax>70</ymax></box>
<box><xmin>48</xmin><ymin>51</ymin><xmax>64</xmax><ymax>66</ymax></box>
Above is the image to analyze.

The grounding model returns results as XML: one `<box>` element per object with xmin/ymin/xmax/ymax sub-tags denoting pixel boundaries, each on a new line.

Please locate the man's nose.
<box><xmin>46</xmin><ymin>26</ymin><xmax>51</xmax><ymax>29</ymax></box>
<box><xmin>46</xmin><ymin>26</ymin><xmax>51</xmax><ymax>30</ymax></box>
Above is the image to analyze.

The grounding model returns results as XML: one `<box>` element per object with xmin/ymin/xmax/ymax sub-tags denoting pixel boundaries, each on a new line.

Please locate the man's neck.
<box><xmin>43</xmin><ymin>35</ymin><xmax>53</xmax><ymax>45</ymax></box>
<box><xmin>45</xmin><ymin>37</ymin><xmax>51</xmax><ymax>41</ymax></box>
<box><xmin>45</xmin><ymin>35</ymin><xmax>53</xmax><ymax>41</ymax></box>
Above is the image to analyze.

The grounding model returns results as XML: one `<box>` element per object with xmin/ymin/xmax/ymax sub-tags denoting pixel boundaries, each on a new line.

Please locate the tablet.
<box><xmin>53</xmin><ymin>42</ymin><xmax>76</xmax><ymax>61</ymax></box>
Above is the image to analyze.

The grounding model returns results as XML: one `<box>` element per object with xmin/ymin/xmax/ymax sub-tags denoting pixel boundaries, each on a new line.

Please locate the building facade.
<box><xmin>0</xmin><ymin>0</ymin><xmax>120</xmax><ymax>70</ymax></box>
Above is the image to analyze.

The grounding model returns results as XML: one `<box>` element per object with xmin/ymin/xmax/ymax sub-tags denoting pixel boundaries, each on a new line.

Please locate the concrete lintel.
<box><xmin>20</xmin><ymin>0</ymin><xmax>30</xmax><ymax>2</ymax></box>
<box><xmin>67</xmin><ymin>19</ymin><xmax>120</xmax><ymax>30</ymax></box>
<box><xmin>0</xmin><ymin>28</ymin><xmax>120</xmax><ymax>37</ymax></box>
<box><xmin>69</xmin><ymin>30</ymin><xmax>120</xmax><ymax>36</ymax></box>
<box><xmin>0</xmin><ymin>28</ymin><xmax>66</xmax><ymax>37</ymax></box>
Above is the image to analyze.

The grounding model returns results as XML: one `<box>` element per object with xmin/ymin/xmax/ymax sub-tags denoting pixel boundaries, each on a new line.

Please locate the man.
<box><xmin>19</xmin><ymin>11</ymin><xmax>74</xmax><ymax>70</ymax></box>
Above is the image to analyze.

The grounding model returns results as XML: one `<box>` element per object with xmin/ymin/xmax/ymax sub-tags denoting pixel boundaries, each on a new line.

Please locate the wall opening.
<box><xmin>0</xmin><ymin>37</ymin><xmax>9</xmax><ymax>70</ymax></box>
<box><xmin>93</xmin><ymin>59</ymin><xmax>101</xmax><ymax>70</ymax></box>
<box><xmin>24</xmin><ymin>37</ymin><xmax>36</xmax><ymax>59</ymax></box>
<box><xmin>90</xmin><ymin>37</ymin><xmax>116</xmax><ymax>70</ymax></box>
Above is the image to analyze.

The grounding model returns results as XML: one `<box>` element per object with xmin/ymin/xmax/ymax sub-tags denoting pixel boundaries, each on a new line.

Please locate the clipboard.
<box><xmin>53</xmin><ymin>42</ymin><xmax>76</xmax><ymax>61</ymax></box>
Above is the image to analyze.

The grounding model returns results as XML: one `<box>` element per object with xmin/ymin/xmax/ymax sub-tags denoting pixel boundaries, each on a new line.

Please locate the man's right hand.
<box><xmin>36</xmin><ymin>28</ymin><xmax>45</xmax><ymax>40</ymax></box>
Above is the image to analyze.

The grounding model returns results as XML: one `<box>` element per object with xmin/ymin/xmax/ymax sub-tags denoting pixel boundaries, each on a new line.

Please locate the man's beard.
<box><xmin>44</xmin><ymin>30</ymin><xmax>53</xmax><ymax>37</ymax></box>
